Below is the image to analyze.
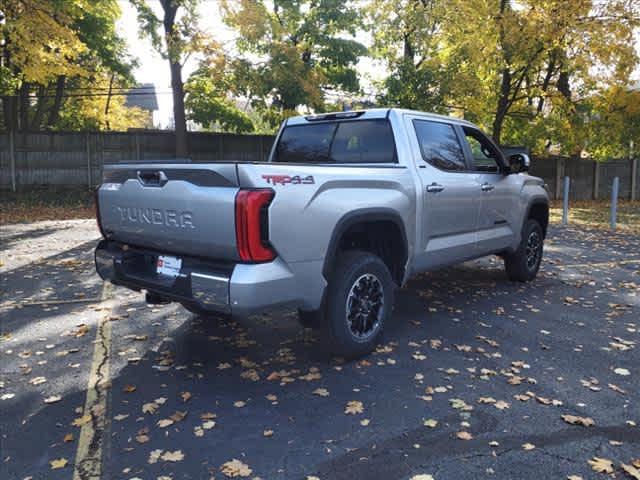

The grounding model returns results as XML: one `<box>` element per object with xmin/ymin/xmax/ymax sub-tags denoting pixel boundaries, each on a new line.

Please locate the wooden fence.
<box><xmin>0</xmin><ymin>131</ymin><xmax>638</xmax><ymax>200</ymax></box>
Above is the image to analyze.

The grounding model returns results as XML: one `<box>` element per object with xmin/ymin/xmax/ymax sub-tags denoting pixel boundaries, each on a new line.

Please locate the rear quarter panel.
<box><xmin>237</xmin><ymin>163</ymin><xmax>417</xmax><ymax>267</ymax></box>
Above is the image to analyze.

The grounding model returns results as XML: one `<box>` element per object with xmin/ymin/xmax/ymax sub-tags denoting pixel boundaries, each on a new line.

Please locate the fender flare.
<box><xmin>524</xmin><ymin>197</ymin><xmax>550</xmax><ymax>237</ymax></box>
<box><xmin>322</xmin><ymin>208</ymin><xmax>409</xmax><ymax>283</ymax></box>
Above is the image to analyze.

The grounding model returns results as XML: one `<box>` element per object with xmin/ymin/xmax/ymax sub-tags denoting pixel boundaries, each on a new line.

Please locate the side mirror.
<box><xmin>508</xmin><ymin>153</ymin><xmax>530</xmax><ymax>173</ymax></box>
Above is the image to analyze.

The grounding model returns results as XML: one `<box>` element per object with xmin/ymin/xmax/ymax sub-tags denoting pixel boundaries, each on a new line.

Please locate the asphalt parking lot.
<box><xmin>1</xmin><ymin>220</ymin><xmax>638</xmax><ymax>480</ymax></box>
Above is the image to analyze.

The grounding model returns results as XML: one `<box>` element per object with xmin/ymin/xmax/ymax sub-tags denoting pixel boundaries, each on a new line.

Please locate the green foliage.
<box><xmin>185</xmin><ymin>68</ymin><xmax>253</xmax><ymax>133</ymax></box>
<box><xmin>368</xmin><ymin>0</ymin><xmax>640</xmax><ymax>158</ymax></box>
<box><xmin>221</xmin><ymin>0</ymin><xmax>367</xmax><ymax>113</ymax></box>
<box><xmin>1</xmin><ymin>0</ymin><xmax>141</xmax><ymax>131</ymax></box>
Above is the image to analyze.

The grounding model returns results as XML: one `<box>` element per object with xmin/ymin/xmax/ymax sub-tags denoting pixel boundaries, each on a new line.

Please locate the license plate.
<box><xmin>156</xmin><ymin>255</ymin><xmax>182</xmax><ymax>278</ymax></box>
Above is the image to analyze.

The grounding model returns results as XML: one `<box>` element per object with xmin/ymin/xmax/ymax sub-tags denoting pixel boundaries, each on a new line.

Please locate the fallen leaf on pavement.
<box><xmin>142</xmin><ymin>402</ymin><xmax>159</xmax><ymax>414</ymax></box>
<box><xmin>345</xmin><ymin>400</ymin><xmax>363</xmax><ymax>415</ymax></box>
<box><xmin>609</xmin><ymin>383</ymin><xmax>627</xmax><ymax>394</ymax></box>
<box><xmin>588</xmin><ymin>457</ymin><xmax>613</xmax><ymax>473</ymax></box>
<box><xmin>621</xmin><ymin>463</ymin><xmax>640</xmax><ymax>480</ymax></box>
<box><xmin>423</xmin><ymin>419</ymin><xmax>438</xmax><ymax>428</ymax></box>
<box><xmin>29</xmin><ymin>376</ymin><xmax>46</xmax><ymax>385</ymax></box>
<box><xmin>148</xmin><ymin>449</ymin><xmax>163</xmax><ymax>464</ymax></box>
<box><xmin>313</xmin><ymin>388</ymin><xmax>330</xmax><ymax>397</ymax></box>
<box><xmin>50</xmin><ymin>458</ymin><xmax>68</xmax><ymax>469</ymax></box>
<box><xmin>72</xmin><ymin>414</ymin><xmax>91</xmax><ymax>427</ymax></box>
<box><xmin>561</xmin><ymin>415</ymin><xmax>594</xmax><ymax>427</ymax></box>
<box><xmin>161</xmin><ymin>450</ymin><xmax>184</xmax><ymax>462</ymax></box>
<box><xmin>221</xmin><ymin>458</ymin><xmax>252</xmax><ymax>477</ymax></box>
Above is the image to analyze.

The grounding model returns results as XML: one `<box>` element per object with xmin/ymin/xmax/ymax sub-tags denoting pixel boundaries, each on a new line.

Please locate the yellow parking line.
<box><xmin>72</xmin><ymin>282</ymin><xmax>113</xmax><ymax>480</ymax></box>
<box><xmin>560</xmin><ymin>259</ymin><xmax>640</xmax><ymax>269</ymax></box>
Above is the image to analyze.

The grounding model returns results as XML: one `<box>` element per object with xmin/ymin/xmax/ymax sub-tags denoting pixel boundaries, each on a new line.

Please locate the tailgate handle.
<box><xmin>137</xmin><ymin>170</ymin><xmax>168</xmax><ymax>187</ymax></box>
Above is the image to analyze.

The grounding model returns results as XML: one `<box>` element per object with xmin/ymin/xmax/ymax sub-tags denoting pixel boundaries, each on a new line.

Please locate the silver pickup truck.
<box><xmin>95</xmin><ymin>108</ymin><xmax>549</xmax><ymax>357</ymax></box>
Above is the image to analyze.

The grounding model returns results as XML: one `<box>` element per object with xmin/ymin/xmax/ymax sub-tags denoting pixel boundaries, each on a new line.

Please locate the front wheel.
<box><xmin>504</xmin><ymin>219</ymin><xmax>544</xmax><ymax>282</ymax></box>
<box><xmin>323</xmin><ymin>250</ymin><xmax>395</xmax><ymax>358</ymax></box>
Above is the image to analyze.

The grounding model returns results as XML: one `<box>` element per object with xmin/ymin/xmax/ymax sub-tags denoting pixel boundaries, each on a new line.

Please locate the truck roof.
<box><xmin>285</xmin><ymin>108</ymin><xmax>478</xmax><ymax>128</ymax></box>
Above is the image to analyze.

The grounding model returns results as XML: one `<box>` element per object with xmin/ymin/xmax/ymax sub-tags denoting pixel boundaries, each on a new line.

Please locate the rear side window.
<box><xmin>413</xmin><ymin>119</ymin><xmax>466</xmax><ymax>171</ymax></box>
<box><xmin>274</xmin><ymin>120</ymin><xmax>396</xmax><ymax>163</ymax></box>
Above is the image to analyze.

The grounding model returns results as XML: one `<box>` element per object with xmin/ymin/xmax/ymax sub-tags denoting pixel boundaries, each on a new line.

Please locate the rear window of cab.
<box><xmin>273</xmin><ymin>119</ymin><xmax>397</xmax><ymax>164</ymax></box>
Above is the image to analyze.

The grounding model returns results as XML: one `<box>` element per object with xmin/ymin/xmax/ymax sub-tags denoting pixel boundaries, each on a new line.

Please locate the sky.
<box><xmin>116</xmin><ymin>0</ymin><xmax>640</xmax><ymax>129</ymax></box>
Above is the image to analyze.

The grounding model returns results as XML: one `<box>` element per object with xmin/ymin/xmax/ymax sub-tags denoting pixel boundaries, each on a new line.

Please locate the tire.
<box><xmin>298</xmin><ymin>309</ymin><xmax>322</xmax><ymax>329</ymax></box>
<box><xmin>504</xmin><ymin>218</ymin><xmax>544</xmax><ymax>282</ymax></box>
<box><xmin>323</xmin><ymin>250</ymin><xmax>395</xmax><ymax>358</ymax></box>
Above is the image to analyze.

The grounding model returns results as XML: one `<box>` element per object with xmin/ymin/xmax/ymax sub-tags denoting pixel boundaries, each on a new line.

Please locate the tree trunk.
<box><xmin>169</xmin><ymin>59</ymin><xmax>188</xmax><ymax>157</ymax></box>
<box><xmin>492</xmin><ymin>68</ymin><xmax>511</xmax><ymax>144</ymax></box>
<box><xmin>18</xmin><ymin>82</ymin><xmax>30</xmax><ymax>131</ymax></box>
<box><xmin>105</xmin><ymin>73</ymin><xmax>115</xmax><ymax>130</ymax></box>
<box><xmin>161</xmin><ymin>0</ymin><xmax>188</xmax><ymax>157</ymax></box>
<box><xmin>47</xmin><ymin>75</ymin><xmax>66</xmax><ymax>129</ymax></box>
<box><xmin>492</xmin><ymin>0</ymin><xmax>511</xmax><ymax>145</ymax></box>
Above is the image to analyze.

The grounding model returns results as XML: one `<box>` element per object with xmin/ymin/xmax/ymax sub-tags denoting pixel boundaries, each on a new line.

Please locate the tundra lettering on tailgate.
<box><xmin>262</xmin><ymin>174</ymin><xmax>315</xmax><ymax>186</ymax></box>
<box><xmin>115</xmin><ymin>206</ymin><xmax>194</xmax><ymax>229</ymax></box>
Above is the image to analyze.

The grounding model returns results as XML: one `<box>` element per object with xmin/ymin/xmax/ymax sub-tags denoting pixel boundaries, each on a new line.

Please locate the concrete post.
<box><xmin>611</xmin><ymin>177</ymin><xmax>620</xmax><ymax>229</ymax></box>
<box><xmin>9</xmin><ymin>130</ymin><xmax>16</xmax><ymax>192</ymax></box>
<box><xmin>562</xmin><ymin>176</ymin><xmax>570</xmax><ymax>225</ymax></box>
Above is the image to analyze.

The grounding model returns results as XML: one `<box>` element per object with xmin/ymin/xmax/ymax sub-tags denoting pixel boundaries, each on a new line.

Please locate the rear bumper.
<box><xmin>94</xmin><ymin>240</ymin><xmax>319</xmax><ymax>315</ymax></box>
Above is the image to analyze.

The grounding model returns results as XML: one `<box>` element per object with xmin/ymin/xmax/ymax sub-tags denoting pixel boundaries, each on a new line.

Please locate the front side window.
<box><xmin>463</xmin><ymin>127</ymin><xmax>502</xmax><ymax>172</ymax></box>
<box><xmin>412</xmin><ymin>120</ymin><xmax>466</xmax><ymax>171</ymax></box>
<box><xmin>273</xmin><ymin>120</ymin><xmax>396</xmax><ymax>164</ymax></box>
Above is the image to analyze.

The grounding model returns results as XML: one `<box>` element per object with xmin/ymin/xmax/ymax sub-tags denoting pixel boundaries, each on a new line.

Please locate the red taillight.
<box><xmin>94</xmin><ymin>187</ymin><xmax>107</xmax><ymax>239</ymax></box>
<box><xmin>235</xmin><ymin>189</ymin><xmax>276</xmax><ymax>262</ymax></box>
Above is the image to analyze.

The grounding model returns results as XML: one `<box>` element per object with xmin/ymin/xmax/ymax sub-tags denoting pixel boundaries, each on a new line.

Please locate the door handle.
<box><xmin>426</xmin><ymin>183</ymin><xmax>444</xmax><ymax>193</ymax></box>
<box><xmin>481</xmin><ymin>183</ymin><xmax>495</xmax><ymax>192</ymax></box>
<box><xmin>137</xmin><ymin>170</ymin><xmax>168</xmax><ymax>187</ymax></box>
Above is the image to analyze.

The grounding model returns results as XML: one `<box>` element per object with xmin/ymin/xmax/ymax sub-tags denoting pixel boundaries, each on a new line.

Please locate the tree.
<box><xmin>1</xmin><ymin>0</ymin><xmax>139</xmax><ymax>132</ymax></box>
<box><xmin>368</xmin><ymin>0</ymin><xmax>640</xmax><ymax>154</ymax></box>
<box><xmin>368</xmin><ymin>0</ymin><xmax>453</xmax><ymax>113</ymax></box>
<box><xmin>131</xmin><ymin>0</ymin><xmax>205</xmax><ymax>156</ymax></box>
<box><xmin>221</xmin><ymin>0</ymin><xmax>367</xmax><ymax>127</ymax></box>
<box><xmin>185</xmin><ymin>49</ymin><xmax>254</xmax><ymax>133</ymax></box>
<box><xmin>586</xmin><ymin>86</ymin><xmax>640</xmax><ymax>161</ymax></box>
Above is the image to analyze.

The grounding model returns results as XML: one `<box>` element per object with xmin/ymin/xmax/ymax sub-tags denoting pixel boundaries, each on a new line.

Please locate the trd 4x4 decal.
<box><xmin>262</xmin><ymin>174</ymin><xmax>315</xmax><ymax>186</ymax></box>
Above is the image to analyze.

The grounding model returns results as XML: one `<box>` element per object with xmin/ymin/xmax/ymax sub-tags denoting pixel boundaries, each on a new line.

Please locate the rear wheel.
<box><xmin>323</xmin><ymin>250</ymin><xmax>395</xmax><ymax>358</ymax></box>
<box><xmin>504</xmin><ymin>219</ymin><xmax>544</xmax><ymax>282</ymax></box>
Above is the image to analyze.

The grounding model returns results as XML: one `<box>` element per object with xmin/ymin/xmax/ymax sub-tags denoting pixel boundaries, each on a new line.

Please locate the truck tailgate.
<box><xmin>98</xmin><ymin>163</ymin><xmax>240</xmax><ymax>260</ymax></box>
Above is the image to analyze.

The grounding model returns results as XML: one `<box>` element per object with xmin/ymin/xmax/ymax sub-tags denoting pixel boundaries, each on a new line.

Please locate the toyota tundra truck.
<box><xmin>94</xmin><ymin>108</ymin><xmax>549</xmax><ymax>357</ymax></box>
